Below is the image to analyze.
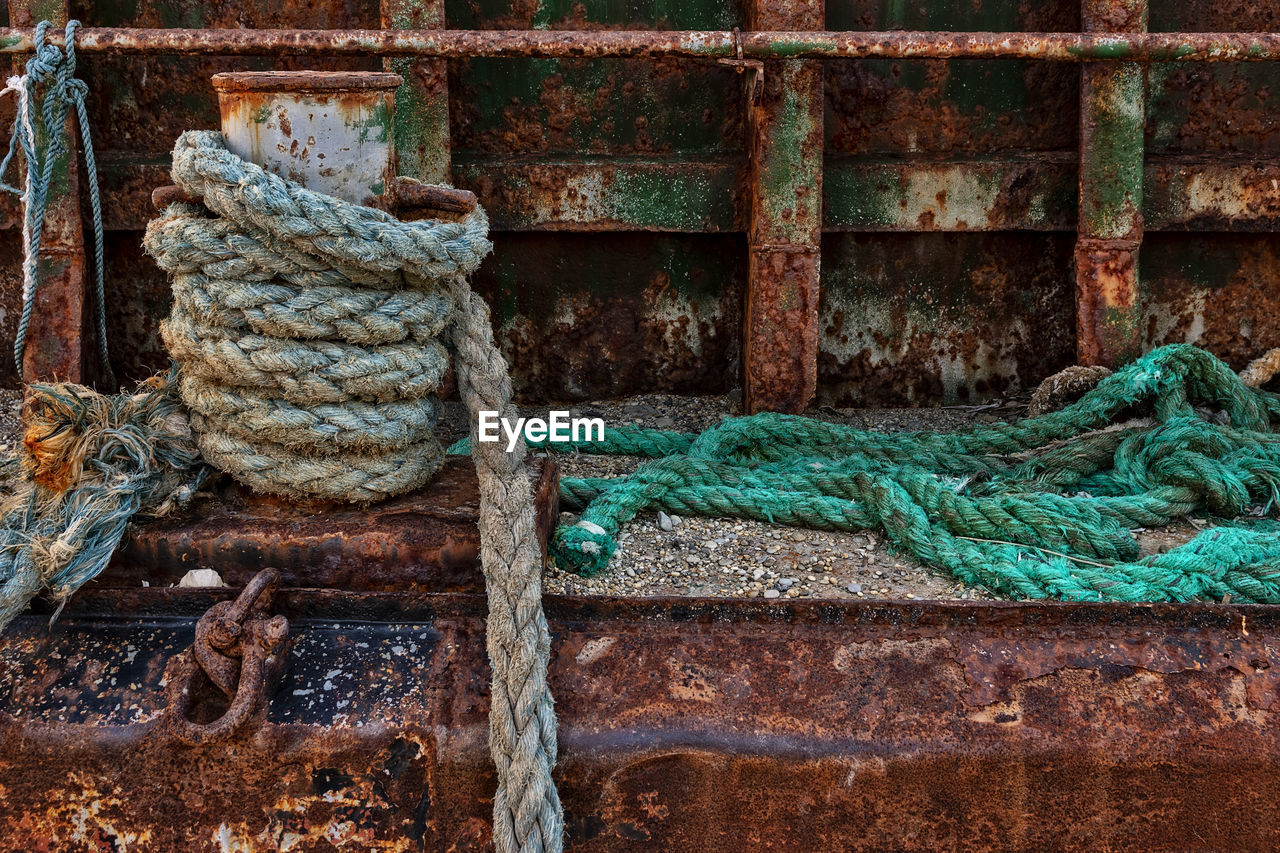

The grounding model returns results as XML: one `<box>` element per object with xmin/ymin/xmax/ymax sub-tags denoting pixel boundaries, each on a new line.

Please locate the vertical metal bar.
<box><xmin>1076</xmin><ymin>0</ymin><xmax>1147</xmax><ymax>367</ymax></box>
<box><xmin>743</xmin><ymin>1</ymin><xmax>824</xmax><ymax>414</ymax></box>
<box><xmin>381</xmin><ymin>0</ymin><xmax>450</xmax><ymax>184</ymax></box>
<box><xmin>9</xmin><ymin>0</ymin><xmax>87</xmax><ymax>383</ymax></box>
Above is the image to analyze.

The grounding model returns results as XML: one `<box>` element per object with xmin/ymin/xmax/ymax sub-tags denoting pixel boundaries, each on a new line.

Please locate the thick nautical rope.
<box><xmin>0</xmin><ymin>20</ymin><xmax>112</xmax><ymax>384</ymax></box>
<box><xmin>545</xmin><ymin>344</ymin><xmax>1280</xmax><ymax>604</ymax></box>
<box><xmin>145</xmin><ymin>131</ymin><xmax>562</xmax><ymax>851</ymax></box>
<box><xmin>144</xmin><ymin>131</ymin><xmax>488</xmax><ymax>502</ymax></box>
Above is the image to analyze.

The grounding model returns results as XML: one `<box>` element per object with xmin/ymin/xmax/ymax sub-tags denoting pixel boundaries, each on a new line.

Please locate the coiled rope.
<box><xmin>539</xmin><ymin>344</ymin><xmax>1280</xmax><ymax>603</ymax></box>
<box><xmin>0</xmin><ymin>20</ymin><xmax>111</xmax><ymax>384</ymax></box>
<box><xmin>144</xmin><ymin>131</ymin><xmax>562</xmax><ymax>852</ymax></box>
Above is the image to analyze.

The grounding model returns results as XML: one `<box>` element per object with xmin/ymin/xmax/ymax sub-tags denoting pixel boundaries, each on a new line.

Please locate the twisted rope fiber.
<box><xmin>145</xmin><ymin>132</ymin><xmax>562</xmax><ymax>851</ymax></box>
<box><xmin>547</xmin><ymin>345</ymin><xmax>1280</xmax><ymax>603</ymax></box>
<box><xmin>0</xmin><ymin>21</ymin><xmax>112</xmax><ymax>385</ymax></box>
<box><xmin>0</xmin><ymin>370</ymin><xmax>204</xmax><ymax>629</ymax></box>
<box><xmin>142</xmin><ymin>128</ymin><xmax>496</xmax><ymax>502</ymax></box>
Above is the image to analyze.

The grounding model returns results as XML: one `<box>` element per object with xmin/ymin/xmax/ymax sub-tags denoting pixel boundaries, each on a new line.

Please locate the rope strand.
<box><xmin>1</xmin><ymin>21</ymin><xmax>113</xmax><ymax>385</ymax></box>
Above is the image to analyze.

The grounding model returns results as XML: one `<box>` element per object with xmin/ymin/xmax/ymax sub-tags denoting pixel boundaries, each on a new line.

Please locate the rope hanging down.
<box><xmin>0</xmin><ymin>20</ymin><xmax>111</xmax><ymax>384</ymax></box>
<box><xmin>538</xmin><ymin>344</ymin><xmax>1280</xmax><ymax>603</ymax></box>
<box><xmin>144</xmin><ymin>132</ymin><xmax>562</xmax><ymax>852</ymax></box>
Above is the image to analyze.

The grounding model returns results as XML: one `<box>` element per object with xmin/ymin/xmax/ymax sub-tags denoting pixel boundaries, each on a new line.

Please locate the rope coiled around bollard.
<box><xmin>146</xmin><ymin>131</ymin><xmax>563</xmax><ymax>851</ymax></box>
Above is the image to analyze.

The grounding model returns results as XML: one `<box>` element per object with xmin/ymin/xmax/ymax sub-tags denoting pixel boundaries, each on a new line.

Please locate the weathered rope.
<box><xmin>143</xmin><ymin>131</ymin><xmax>489</xmax><ymax>503</ymax></box>
<box><xmin>547</xmin><ymin>345</ymin><xmax>1280</xmax><ymax>604</ymax></box>
<box><xmin>1241</xmin><ymin>346</ymin><xmax>1280</xmax><ymax>389</ymax></box>
<box><xmin>0</xmin><ymin>20</ymin><xmax>112</xmax><ymax>385</ymax></box>
<box><xmin>145</xmin><ymin>131</ymin><xmax>562</xmax><ymax>851</ymax></box>
<box><xmin>0</xmin><ymin>370</ymin><xmax>203</xmax><ymax>629</ymax></box>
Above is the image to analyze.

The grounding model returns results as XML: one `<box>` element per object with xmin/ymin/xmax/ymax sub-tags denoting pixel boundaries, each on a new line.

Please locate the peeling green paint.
<box><xmin>1067</xmin><ymin>40</ymin><xmax>1134</xmax><ymax>60</ymax></box>
<box><xmin>458</xmin><ymin>57</ymin><xmax>741</xmax><ymax>156</ymax></box>
<box><xmin>1081</xmin><ymin>63</ymin><xmax>1145</xmax><ymax>239</ymax></box>
<box><xmin>445</xmin><ymin>0</ymin><xmax>739</xmax><ymax>30</ymax></box>
<box><xmin>347</xmin><ymin>96</ymin><xmax>392</xmax><ymax>146</ymax></box>
<box><xmin>757</xmin><ymin>61</ymin><xmax>820</xmax><ymax>243</ymax></box>
<box><xmin>453</xmin><ymin>159</ymin><xmax>737</xmax><ymax>231</ymax></box>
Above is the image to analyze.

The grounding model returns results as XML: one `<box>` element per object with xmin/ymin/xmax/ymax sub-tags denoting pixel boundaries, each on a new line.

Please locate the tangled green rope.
<box><xmin>145</xmin><ymin>131</ymin><xmax>490</xmax><ymax>502</ymax></box>
<box><xmin>546</xmin><ymin>344</ymin><xmax>1280</xmax><ymax>603</ymax></box>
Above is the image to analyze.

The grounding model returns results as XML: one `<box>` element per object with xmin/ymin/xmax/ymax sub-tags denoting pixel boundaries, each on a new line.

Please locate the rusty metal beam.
<box><xmin>0</xmin><ymin>29</ymin><xmax>1279</xmax><ymax>61</ymax></box>
<box><xmin>5</xmin><ymin>592</ymin><xmax>1280</xmax><ymax>849</ymax></box>
<box><xmin>743</xmin><ymin>2</ymin><xmax>824</xmax><ymax>415</ymax></box>
<box><xmin>103</xmin><ymin>456</ymin><xmax>559</xmax><ymax>593</ymax></box>
<box><xmin>1076</xmin><ymin>0</ymin><xmax>1147</xmax><ymax>367</ymax></box>
<box><xmin>7</xmin><ymin>2</ymin><xmax>87</xmax><ymax>383</ymax></box>
<box><xmin>14</xmin><ymin>157</ymin><xmax>1279</xmax><ymax>235</ymax></box>
<box><xmin>381</xmin><ymin>0</ymin><xmax>451</xmax><ymax>186</ymax></box>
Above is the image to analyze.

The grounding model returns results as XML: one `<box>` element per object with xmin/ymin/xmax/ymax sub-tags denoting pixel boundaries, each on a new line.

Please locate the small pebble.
<box><xmin>763</xmin><ymin>589</ymin><xmax>781</xmax><ymax>599</ymax></box>
<box><xmin>669</xmin><ymin>514</ymin><xmax>683</xmax><ymax>528</ymax></box>
<box><xmin>658</xmin><ymin>511</ymin><xmax>673</xmax><ymax>532</ymax></box>
<box><xmin>847</xmin><ymin>582</ymin><xmax>862</xmax><ymax>594</ymax></box>
<box><xmin>776</xmin><ymin>578</ymin><xmax>795</xmax><ymax>591</ymax></box>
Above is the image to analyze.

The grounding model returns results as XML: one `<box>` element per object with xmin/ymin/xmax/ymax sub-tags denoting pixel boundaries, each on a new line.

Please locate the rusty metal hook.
<box><xmin>717</xmin><ymin>27</ymin><xmax>764</xmax><ymax>105</ymax></box>
<box><xmin>165</xmin><ymin>568</ymin><xmax>290</xmax><ymax>747</ymax></box>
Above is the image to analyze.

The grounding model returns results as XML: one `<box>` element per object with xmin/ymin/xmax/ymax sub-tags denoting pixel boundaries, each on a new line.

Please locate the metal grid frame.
<box><xmin>4</xmin><ymin>0</ymin><xmax>1276</xmax><ymax>410</ymax></box>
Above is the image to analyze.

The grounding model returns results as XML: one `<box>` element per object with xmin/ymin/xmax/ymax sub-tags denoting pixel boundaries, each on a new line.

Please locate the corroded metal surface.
<box><xmin>1076</xmin><ymin>0</ymin><xmax>1146</xmax><ymax>368</ymax></box>
<box><xmin>4</xmin><ymin>3</ymin><xmax>1280</xmax><ymax>404</ymax></box>
<box><xmin>8</xmin><ymin>0</ymin><xmax>87</xmax><ymax>385</ymax></box>
<box><xmin>744</xmin><ymin>1</ymin><xmax>823</xmax><ymax>415</ymax></box>
<box><xmin>165</xmin><ymin>568</ymin><xmax>290</xmax><ymax>747</ymax></box>
<box><xmin>469</xmin><ymin>232</ymin><xmax>744</xmax><ymax>401</ymax></box>
<box><xmin>381</xmin><ymin>0</ymin><xmax>451</xmax><ymax>185</ymax></box>
<box><xmin>213</xmin><ymin>71</ymin><xmax>399</xmax><ymax>206</ymax></box>
<box><xmin>3</xmin><ymin>28</ymin><xmax>1280</xmax><ymax>60</ymax></box>
<box><xmin>4</xmin><ymin>592</ymin><xmax>1280</xmax><ymax>849</ymax></box>
<box><xmin>818</xmin><ymin>232</ymin><xmax>1077</xmax><ymax>406</ymax></box>
<box><xmin>105</xmin><ymin>456</ymin><xmax>559</xmax><ymax>593</ymax></box>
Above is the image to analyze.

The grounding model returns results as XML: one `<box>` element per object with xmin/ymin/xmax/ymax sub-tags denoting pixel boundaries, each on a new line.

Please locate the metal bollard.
<box><xmin>152</xmin><ymin>70</ymin><xmax>477</xmax><ymax>216</ymax></box>
<box><xmin>211</xmin><ymin>71</ymin><xmax>401</xmax><ymax>206</ymax></box>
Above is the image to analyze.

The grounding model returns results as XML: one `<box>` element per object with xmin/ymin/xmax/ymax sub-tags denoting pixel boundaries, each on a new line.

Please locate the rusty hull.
<box><xmin>103</xmin><ymin>456</ymin><xmax>559</xmax><ymax>594</ymax></box>
<box><xmin>3</xmin><ymin>591</ymin><xmax>1280</xmax><ymax>850</ymax></box>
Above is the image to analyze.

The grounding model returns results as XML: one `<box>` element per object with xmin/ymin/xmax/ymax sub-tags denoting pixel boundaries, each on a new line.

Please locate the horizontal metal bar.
<box><xmin>2</xmin><ymin>28</ymin><xmax>1280</xmax><ymax>61</ymax></box>
<box><xmin>38</xmin><ymin>156</ymin><xmax>1280</xmax><ymax>233</ymax></box>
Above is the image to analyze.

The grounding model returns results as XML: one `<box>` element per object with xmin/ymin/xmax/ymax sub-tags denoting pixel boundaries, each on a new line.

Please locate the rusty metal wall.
<box><xmin>0</xmin><ymin>0</ymin><xmax>1275</xmax><ymax>403</ymax></box>
<box><xmin>7</xmin><ymin>590</ymin><xmax>1280</xmax><ymax>850</ymax></box>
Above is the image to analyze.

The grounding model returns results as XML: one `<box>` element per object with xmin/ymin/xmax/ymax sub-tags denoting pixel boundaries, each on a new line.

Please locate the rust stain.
<box><xmin>6</xmin><ymin>596</ymin><xmax>1280</xmax><ymax>849</ymax></box>
<box><xmin>107</xmin><ymin>456</ymin><xmax>558</xmax><ymax>592</ymax></box>
<box><xmin>1075</xmin><ymin>237</ymin><xmax>1141</xmax><ymax>367</ymax></box>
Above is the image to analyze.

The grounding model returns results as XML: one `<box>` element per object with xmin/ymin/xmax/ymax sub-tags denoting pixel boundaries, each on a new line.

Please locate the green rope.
<box><xmin>547</xmin><ymin>345</ymin><xmax>1280</xmax><ymax>603</ymax></box>
<box><xmin>1</xmin><ymin>20</ymin><xmax>112</xmax><ymax>385</ymax></box>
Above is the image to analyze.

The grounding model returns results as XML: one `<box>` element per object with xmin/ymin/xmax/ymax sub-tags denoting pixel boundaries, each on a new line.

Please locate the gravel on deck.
<box><xmin>0</xmin><ymin>387</ymin><xmax>1207</xmax><ymax>602</ymax></box>
<box><xmin>462</xmin><ymin>392</ymin><xmax>1206</xmax><ymax>602</ymax></box>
